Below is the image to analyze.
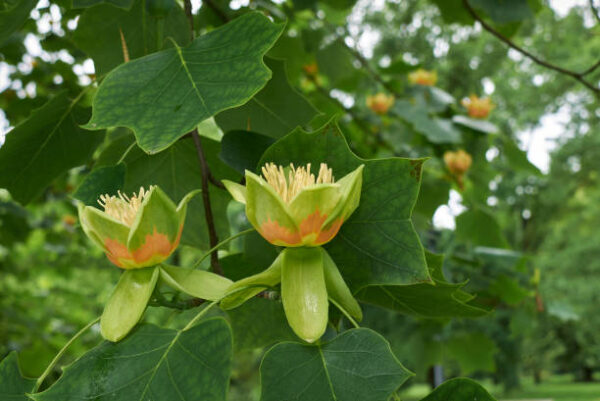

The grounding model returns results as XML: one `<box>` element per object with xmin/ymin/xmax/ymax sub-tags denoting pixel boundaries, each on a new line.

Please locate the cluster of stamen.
<box><xmin>261</xmin><ymin>163</ymin><xmax>334</xmax><ymax>203</ymax></box>
<box><xmin>98</xmin><ymin>186</ymin><xmax>153</xmax><ymax>226</ymax></box>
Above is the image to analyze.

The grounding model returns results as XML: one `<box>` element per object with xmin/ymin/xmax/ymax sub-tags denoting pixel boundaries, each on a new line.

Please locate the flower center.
<box><xmin>261</xmin><ymin>163</ymin><xmax>334</xmax><ymax>203</ymax></box>
<box><xmin>98</xmin><ymin>186</ymin><xmax>153</xmax><ymax>226</ymax></box>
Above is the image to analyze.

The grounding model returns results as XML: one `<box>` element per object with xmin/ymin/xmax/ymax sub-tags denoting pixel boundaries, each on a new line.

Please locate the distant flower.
<box><xmin>302</xmin><ymin>62</ymin><xmax>319</xmax><ymax>77</ymax></box>
<box><xmin>408</xmin><ymin>68</ymin><xmax>438</xmax><ymax>86</ymax></box>
<box><xmin>461</xmin><ymin>94</ymin><xmax>495</xmax><ymax>119</ymax></box>
<box><xmin>79</xmin><ymin>186</ymin><xmax>194</xmax><ymax>269</ymax></box>
<box><xmin>444</xmin><ymin>149</ymin><xmax>472</xmax><ymax>190</ymax></box>
<box><xmin>366</xmin><ymin>93</ymin><xmax>395</xmax><ymax>115</ymax></box>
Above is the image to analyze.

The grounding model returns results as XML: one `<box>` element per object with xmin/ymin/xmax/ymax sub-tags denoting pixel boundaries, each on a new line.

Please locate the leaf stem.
<box><xmin>329</xmin><ymin>298</ymin><xmax>360</xmax><ymax>329</ymax></box>
<box><xmin>33</xmin><ymin>316</ymin><xmax>100</xmax><ymax>392</ymax></box>
<box><xmin>192</xmin><ymin>228</ymin><xmax>255</xmax><ymax>269</ymax></box>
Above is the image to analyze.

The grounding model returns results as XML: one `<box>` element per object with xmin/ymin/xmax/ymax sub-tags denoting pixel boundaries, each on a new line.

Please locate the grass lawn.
<box><xmin>399</xmin><ymin>375</ymin><xmax>600</xmax><ymax>401</ymax></box>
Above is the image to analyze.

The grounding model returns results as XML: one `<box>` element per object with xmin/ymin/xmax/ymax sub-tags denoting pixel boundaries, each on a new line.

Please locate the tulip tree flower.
<box><xmin>366</xmin><ymin>93</ymin><xmax>395</xmax><ymax>115</ymax></box>
<box><xmin>461</xmin><ymin>94</ymin><xmax>495</xmax><ymax>119</ymax></box>
<box><xmin>443</xmin><ymin>149</ymin><xmax>472</xmax><ymax>191</ymax></box>
<box><xmin>222</xmin><ymin>163</ymin><xmax>363</xmax><ymax>342</ymax></box>
<box><xmin>408</xmin><ymin>68</ymin><xmax>438</xmax><ymax>86</ymax></box>
<box><xmin>78</xmin><ymin>186</ymin><xmax>232</xmax><ymax>342</ymax></box>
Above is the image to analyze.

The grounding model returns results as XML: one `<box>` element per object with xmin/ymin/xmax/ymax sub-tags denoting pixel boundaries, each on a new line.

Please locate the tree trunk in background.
<box><xmin>582</xmin><ymin>366</ymin><xmax>594</xmax><ymax>382</ymax></box>
<box><xmin>533</xmin><ymin>368</ymin><xmax>542</xmax><ymax>385</ymax></box>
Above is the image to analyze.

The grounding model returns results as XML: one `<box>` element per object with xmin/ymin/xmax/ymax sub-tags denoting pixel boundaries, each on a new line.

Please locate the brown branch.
<box><xmin>463</xmin><ymin>0</ymin><xmax>600</xmax><ymax>96</ymax></box>
<box><xmin>590</xmin><ymin>0</ymin><xmax>600</xmax><ymax>25</ymax></box>
<box><xmin>204</xmin><ymin>0</ymin><xmax>230</xmax><ymax>22</ymax></box>
<box><xmin>191</xmin><ymin>129</ymin><xmax>223</xmax><ymax>274</ymax></box>
<box><xmin>183</xmin><ymin>0</ymin><xmax>222</xmax><ymax>274</ymax></box>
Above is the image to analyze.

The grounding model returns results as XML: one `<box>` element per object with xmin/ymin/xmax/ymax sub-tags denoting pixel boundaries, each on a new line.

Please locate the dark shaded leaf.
<box><xmin>219</xmin><ymin>130</ymin><xmax>275</xmax><ymax>174</ymax></box>
<box><xmin>0</xmin><ymin>352</ymin><xmax>35</xmax><ymax>401</ymax></box>
<box><xmin>260</xmin><ymin>328</ymin><xmax>412</xmax><ymax>401</ymax></box>
<box><xmin>73</xmin><ymin>164</ymin><xmax>126</xmax><ymax>206</ymax></box>
<box><xmin>420</xmin><ymin>377</ymin><xmax>496</xmax><ymax>400</ymax></box>
<box><xmin>0</xmin><ymin>92</ymin><xmax>104</xmax><ymax>204</ymax></box>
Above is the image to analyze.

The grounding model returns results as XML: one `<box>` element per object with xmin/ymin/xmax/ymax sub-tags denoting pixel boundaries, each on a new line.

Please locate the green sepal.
<box><xmin>159</xmin><ymin>264</ymin><xmax>233</xmax><ymax>301</ymax></box>
<box><xmin>176</xmin><ymin>189</ymin><xmax>200</xmax><ymax>222</ymax></box>
<box><xmin>281</xmin><ymin>247</ymin><xmax>328</xmax><ymax>343</ymax></box>
<box><xmin>222</xmin><ymin>180</ymin><xmax>247</xmax><ymax>204</ymax></box>
<box><xmin>78</xmin><ymin>203</ymin><xmax>130</xmax><ymax>249</ymax></box>
<box><xmin>245</xmin><ymin>171</ymin><xmax>298</xmax><ymax>234</ymax></box>
<box><xmin>287</xmin><ymin>184</ymin><xmax>341</xmax><ymax>226</ymax></box>
<box><xmin>127</xmin><ymin>186</ymin><xmax>179</xmax><ymax>250</ymax></box>
<box><xmin>321</xmin><ymin>248</ymin><xmax>362</xmax><ymax>321</ymax></box>
<box><xmin>100</xmin><ymin>266</ymin><xmax>159</xmax><ymax>342</ymax></box>
<box><xmin>325</xmin><ymin>164</ymin><xmax>363</xmax><ymax>226</ymax></box>
<box><xmin>220</xmin><ymin>252</ymin><xmax>283</xmax><ymax>310</ymax></box>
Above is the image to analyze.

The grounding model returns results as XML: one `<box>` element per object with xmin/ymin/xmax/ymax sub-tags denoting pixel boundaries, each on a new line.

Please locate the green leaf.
<box><xmin>215</xmin><ymin>58</ymin><xmax>318</xmax><ymax>139</ymax></box>
<box><xmin>316</xmin><ymin>40</ymin><xmax>362</xmax><ymax>90</ymax></box>
<box><xmin>455</xmin><ymin>208</ymin><xmax>509</xmax><ymax>248</ymax></box>
<box><xmin>227</xmin><ymin>298</ymin><xmax>297</xmax><ymax>351</ymax></box>
<box><xmin>72</xmin><ymin>0</ymin><xmax>134</xmax><ymax>9</ymax></box>
<box><xmin>0</xmin><ymin>201</ymin><xmax>29</xmax><ymax>246</ymax></box>
<box><xmin>85</xmin><ymin>12</ymin><xmax>284</xmax><ymax>154</ymax></box>
<box><xmin>258</xmin><ymin>121</ymin><xmax>430</xmax><ymax>290</ymax></box>
<box><xmin>123</xmin><ymin>137</ymin><xmax>238</xmax><ymax>249</ymax></box>
<box><xmin>219</xmin><ymin>130</ymin><xmax>275</xmax><ymax>174</ymax></box>
<box><xmin>101</xmin><ymin>267</ymin><xmax>159</xmax><ymax>342</ymax></box>
<box><xmin>72</xmin><ymin>0</ymin><xmax>189</xmax><ymax>76</ymax></box>
<box><xmin>0</xmin><ymin>92</ymin><xmax>104</xmax><ymax>205</ymax></box>
<box><xmin>502</xmin><ymin>136</ymin><xmax>541</xmax><ymax>175</ymax></box>
<box><xmin>32</xmin><ymin>318</ymin><xmax>232</xmax><ymax>401</ymax></box>
<box><xmin>470</xmin><ymin>0</ymin><xmax>533</xmax><ymax>24</ymax></box>
<box><xmin>159</xmin><ymin>264</ymin><xmax>233</xmax><ymax>301</ymax></box>
<box><xmin>0</xmin><ymin>353</ymin><xmax>35</xmax><ymax>401</ymax></box>
<box><xmin>419</xmin><ymin>378</ymin><xmax>496</xmax><ymax>400</ymax></box>
<box><xmin>395</xmin><ymin>100</ymin><xmax>461</xmax><ymax>144</ymax></box>
<box><xmin>260</xmin><ymin>328</ymin><xmax>412</xmax><ymax>401</ymax></box>
<box><xmin>452</xmin><ymin>115</ymin><xmax>499</xmax><ymax>134</ymax></box>
<box><xmin>446</xmin><ymin>333</ymin><xmax>497</xmax><ymax>374</ymax></box>
<box><xmin>357</xmin><ymin>281</ymin><xmax>488</xmax><ymax>318</ymax></box>
<box><xmin>73</xmin><ymin>164</ymin><xmax>126</xmax><ymax>206</ymax></box>
<box><xmin>489</xmin><ymin>274</ymin><xmax>530</xmax><ymax>305</ymax></box>
<box><xmin>0</xmin><ymin>0</ymin><xmax>37</xmax><ymax>46</ymax></box>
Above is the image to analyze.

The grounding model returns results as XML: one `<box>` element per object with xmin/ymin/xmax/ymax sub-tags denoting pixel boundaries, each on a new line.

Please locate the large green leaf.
<box><xmin>446</xmin><ymin>333</ymin><xmax>497</xmax><ymax>374</ymax></box>
<box><xmin>85</xmin><ymin>12</ymin><xmax>284</xmax><ymax>154</ymax></box>
<box><xmin>73</xmin><ymin>164</ymin><xmax>126</xmax><ymax>206</ymax></box>
<box><xmin>259</xmin><ymin>122</ymin><xmax>430</xmax><ymax>290</ymax></box>
<box><xmin>0</xmin><ymin>92</ymin><xmax>104</xmax><ymax>205</ymax></box>
<box><xmin>215</xmin><ymin>58</ymin><xmax>318</xmax><ymax>138</ymax></box>
<box><xmin>219</xmin><ymin>130</ymin><xmax>275</xmax><ymax>174</ymax></box>
<box><xmin>470</xmin><ymin>0</ymin><xmax>533</xmax><ymax>24</ymax></box>
<box><xmin>456</xmin><ymin>208</ymin><xmax>509</xmax><ymax>249</ymax></box>
<box><xmin>0</xmin><ymin>0</ymin><xmax>37</xmax><ymax>46</ymax></box>
<box><xmin>72</xmin><ymin>0</ymin><xmax>189</xmax><ymax>76</ymax></box>
<box><xmin>394</xmin><ymin>100</ymin><xmax>461</xmax><ymax>144</ymax></box>
<box><xmin>32</xmin><ymin>319</ymin><xmax>232</xmax><ymax>401</ymax></box>
<box><xmin>0</xmin><ymin>353</ymin><xmax>35</xmax><ymax>401</ymax></box>
<box><xmin>419</xmin><ymin>378</ymin><xmax>496</xmax><ymax>400</ymax></box>
<box><xmin>123</xmin><ymin>137</ymin><xmax>239</xmax><ymax>249</ymax></box>
<box><xmin>260</xmin><ymin>328</ymin><xmax>412</xmax><ymax>401</ymax></box>
<box><xmin>227</xmin><ymin>298</ymin><xmax>297</xmax><ymax>351</ymax></box>
<box><xmin>72</xmin><ymin>0</ymin><xmax>134</xmax><ymax>9</ymax></box>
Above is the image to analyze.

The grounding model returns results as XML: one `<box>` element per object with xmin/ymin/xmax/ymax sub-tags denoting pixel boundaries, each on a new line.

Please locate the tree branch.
<box><xmin>191</xmin><ymin>129</ymin><xmax>223</xmax><ymax>274</ymax></box>
<box><xmin>204</xmin><ymin>0</ymin><xmax>230</xmax><ymax>22</ymax></box>
<box><xmin>463</xmin><ymin>0</ymin><xmax>600</xmax><ymax>96</ymax></box>
<box><xmin>590</xmin><ymin>0</ymin><xmax>600</xmax><ymax>25</ymax></box>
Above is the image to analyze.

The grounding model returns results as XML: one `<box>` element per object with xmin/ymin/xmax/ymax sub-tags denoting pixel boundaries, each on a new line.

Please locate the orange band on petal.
<box><xmin>132</xmin><ymin>225</ymin><xmax>182</xmax><ymax>264</ymax></box>
<box><xmin>298</xmin><ymin>210</ymin><xmax>344</xmax><ymax>246</ymax></box>
<box><xmin>315</xmin><ymin>218</ymin><xmax>343</xmax><ymax>245</ymax></box>
<box><xmin>260</xmin><ymin>218</ymin><xmax>302</xmax><ymax>246</ymax></box>
<box><xmin>104</xmin><ymin>238</ymin><xmax>132</xmax><ymax>268</ymax></box>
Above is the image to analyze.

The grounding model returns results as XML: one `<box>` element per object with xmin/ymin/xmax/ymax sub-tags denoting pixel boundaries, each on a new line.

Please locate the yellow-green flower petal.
<box><xmin>321</xmin><ymin>248</ymin><xmax>362</xmax><ymax>321</ymax></box>
<box><xmin>220</xmin><ymin>252</ymin><xmax>283</xmax><ymax>310</ymax></box>
<box><xmin>159</xmin><ymin>264</ymin><xmax>233</xmax><ymax>301</ymax></box>
<box><xmin>223</xmin><ymin>180</ymin><xmax>247</xmax><ymax>204</ymax></box>
<box><xmin>245</xmin><ymin>171</ymin><xmax>301</xmax><ymax>246</ymax></box>
<box><xmin>281</xmin><ymin>247</ymin><xmax>328</xmax><ymax>343</ymax></box>
<box><xmin>100</xmin><ymin>266</ymin><xmax>159</xmax><ymax>342</ymax></box>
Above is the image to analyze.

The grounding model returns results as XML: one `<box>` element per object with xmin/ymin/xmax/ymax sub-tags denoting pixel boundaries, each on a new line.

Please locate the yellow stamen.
<box><xmin>98</xmin><ymin>186</ymin><xmax>154</xmax><ymax>226</ymax></box>
<box><xmin>261</xmin><ymin>163</ymin><xmax>334</xmax><ymax>203</ymax></box>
